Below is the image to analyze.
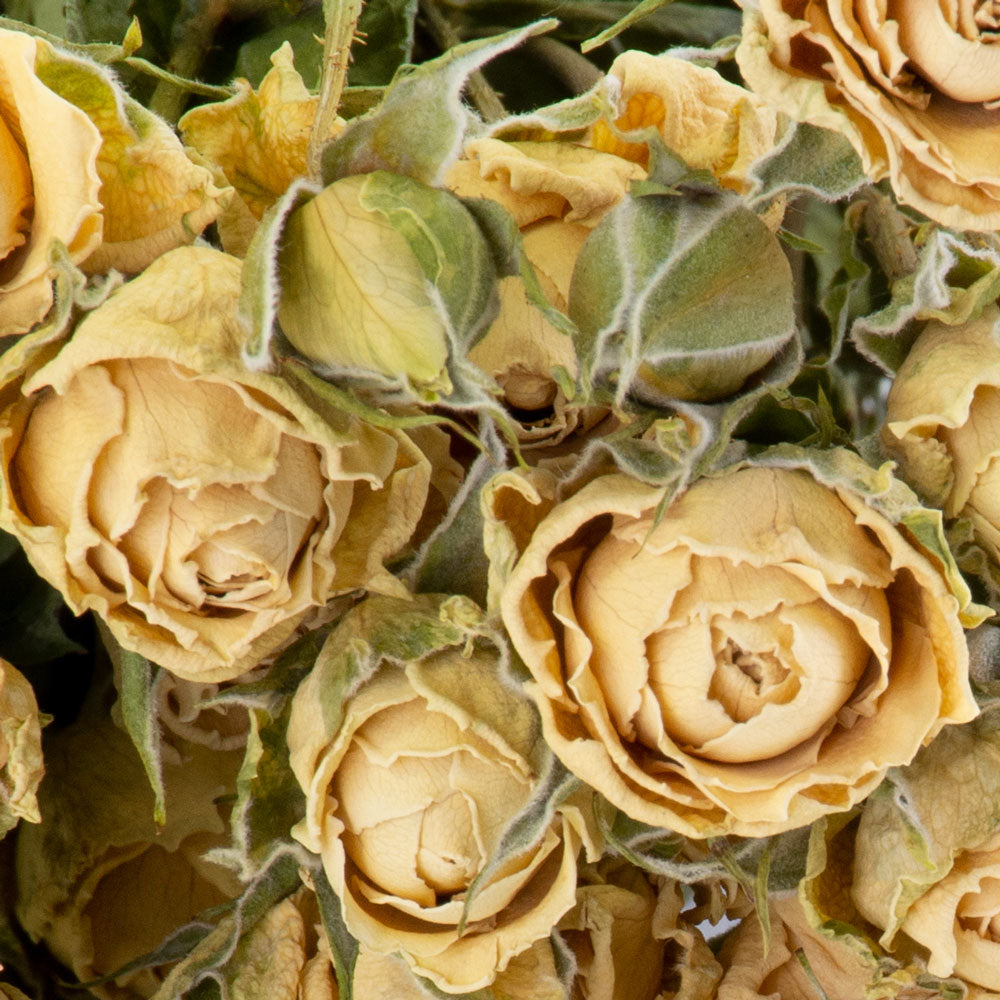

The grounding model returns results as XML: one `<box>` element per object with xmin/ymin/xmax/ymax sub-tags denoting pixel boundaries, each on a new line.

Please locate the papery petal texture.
<box><xmin>0</xmin><ymin>246</ymin><xmax>430</xmax><ymax>681</ymax></box>
<box><xmin>736</xmin><ymin>0</ymin><xmax>1000</xmax><ymax>230</ymax></box>
<box><xmin>486</xmin><ymin>462</ymin><xmax>976</xmax><ymax>837</ymax></box>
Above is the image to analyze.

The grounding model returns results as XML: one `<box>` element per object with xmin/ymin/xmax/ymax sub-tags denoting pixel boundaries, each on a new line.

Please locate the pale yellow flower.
<box><xmin>0</xmin><ymin>246</ymin><xmax>431</xmax><ymax>682</ymax></box>
<box><xmin>485</xmin><ymin>463</ymin><xmax>977</xmax><ymax>837</ymax></box>
<box><xmin>885</xmin><ymin>306</ymin><xmax>1000</xmax><ymax>566</ymax></box>
<box><xmin>0</xmin><ymin>657</ymin><xmax>43</xmax><ymax>835</ymax></box>
<box><xmin>447</xmin><ymin>140</ymin><xmax>638</xmax><ymax>444</ymax></box>
<box><xmin>179</xmin><ymin>43</ymin><xmax>328</xmax><ymax>256</ymax></box>
<box><xmin>589</xmin><ymin>50</ymin><xmax>781</xmax><ymax>196</ymax></box>
<box><xmin>888</xmin><ymin>829</ymin><xmax>1000</xmax><ymax>990</ymax></box>
<box><xmin>225</xmin><ymin>889</ymin><xmax>339</xmax><ymax>1000</ymax></box>
<box><xmin>0</xmin><ymin>28</ymin><xmax>102</xmax><ymax>336</ymax></box>
<box><xmin>0</xmin><ymin>26</ymin><xmax>228</xmax><ymax>337</ymax></box>
<box><xmin>715</xmin><ymin>895</ymin><xmax>875</xmax><ymax>999</ymax></box>
<box><xmin>737</xmin><ymin>0</ymin><xmax>1000</xmax><ymax>231</ymax></box>
<box><xmin>288</xmin><ymin>599</ymin><xmax>600</xmax><ymax>994</ymax></box>
<box><xmin>16</xmin><ymin>716</ymin><xmax>242</xmax><ymax>1000</ymax></box>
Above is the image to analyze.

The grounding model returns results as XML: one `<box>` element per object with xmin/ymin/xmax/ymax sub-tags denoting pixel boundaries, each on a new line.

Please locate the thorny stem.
<box><xmin>149</xmin><ymin>0</ymin><xmax>228</xmax><ymax>122</ymax></box>
<box><xmin>419</xmin><ymin>0</ymin><xmax>506</xmax><ymax>123</ymax></box>
<box><xmin>308</xmin><ymin>0</ymin><xmax>365</xmax><ymax>180</ymax></box>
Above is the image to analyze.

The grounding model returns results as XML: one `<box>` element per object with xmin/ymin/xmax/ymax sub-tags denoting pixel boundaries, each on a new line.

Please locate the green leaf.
<box><xmin>234</xmin><ymin>7</ymin><xmax>326</xmax><ymax>90</ymax></box>
<box><xmin>311</xmin><ymin>861</ymin><xmax>359</xmax><ymax>1000</ymax></box>
<box><xmin>570</xmin><ymin>189</ymin><xmax>796</xmax><ymax>405</ymax></box>
<box><xmin>747</xmin><ymin>121</ymin><xmax>868</xmax><ymax>206</ymax></box>
<box><xmin>110</xmin><ymin>642</ymin><xmax>167</xmax><ymax>826</ymax></box>
<box><xmin>353</xmin><ymin>0</ymin><xmax>417</xmax><ymax>86</ymax></box>
<box><xmin>320</xmin><ymin>19</ymin><xmax>558</xmax><ymax>186</ymax></box>
<box><xmin>410</xmin><ymin>447</ymin><xmax>504</xmax><ymax>608</ymax></box>
<box><xmin>852</xmin><ymin>227</ymin><xmax>1000</xmax><ymax>373</ymax></box>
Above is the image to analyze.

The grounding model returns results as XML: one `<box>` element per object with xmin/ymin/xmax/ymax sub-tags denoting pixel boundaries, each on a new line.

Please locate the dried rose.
<box><xmin>179</xmin><ymin>43</ymin><xmax>328</xmax><ymax>257</ymax></box>
<box><xmin>736</xmin><ymin>0</ymin><xmax>1000</xmax><ymax>231</ymax></box>
<box><xmin>350</xmin><ymin>860</ymin><xmax>722</xmax><ymax>1000</ymax></box>
<box><xmin>15</xmin><ymin>715</ymin><xmax>243</xmax><ymax>1000</ymax></box>
<box><xmin>715</xmin><ymin>895</ymin><xmax>876</xmax><ymax>999</ymax></box>
<box><xmin>885</xmin><ymin>306</ymin><xmax>1000</xmax><ymax>562</ymax></box>
<box><xmin>225</xmin><ymin>889</ymin><xmax>338</xmax><ymax>1000</ymax></box>
<box><xmin>287</xmin><ymin>594</ymin><xmax>599</xmax><ymax>993</ymax></box>
<box><xmin>0</xmin><ymin>246</ymin><xmax>431</xmax><ymax>682</ymax></box>
<box><xmin>447</xmin><ymin>139</ymin><xmax>640</xmax><ymax>441</ymax></box>
<box><xmin>589</xmin><ymin>50</ymin><xmax>781</xmax><ymax>201</ymax></box>
<box><xmin>0</xmin><ymin>657</ymin><xmax>43</xmax><ymax>836</ymax></box>
<box><xmin>0</xmin><ymin>28</ymin><xmax>102</xmax><ymax>336</ymax></box>
<box><xmin>485</xmin><ymin>459</ymin><xmax>978</xmax><ymax>837</ymax></box>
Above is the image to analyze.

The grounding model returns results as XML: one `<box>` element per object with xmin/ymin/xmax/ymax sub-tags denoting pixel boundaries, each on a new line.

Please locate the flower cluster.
<box><xmin>2</xmin><ymin>5</ymin><xmax>1000</xmax><ymax>1000</ymax></box>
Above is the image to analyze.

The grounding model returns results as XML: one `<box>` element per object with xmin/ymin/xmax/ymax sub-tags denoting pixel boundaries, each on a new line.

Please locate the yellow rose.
<box><xmin>179</xmin><ymin>43</ymin><xmax>330</xmax><ymax>257</ymax></box>
<box><xmin>0</xmin><ymin>28</ymin><xmax>102</xmax><ymax>336</ymax></box>
<box><xmin>15</xmin><ymin>716</ymin><xmax>243</xmax><ymax>1000</ymax></box>
<box><xmin>589</xmin><ymin>50</ymin><xmax>781</xmax><ymax>197</ymax></box>
<box><xmin>885</xmin><ymin>306</ymin><xmax>1000</xmax><ymax>563</ymax></box>
<box><xmin>0</xmin><ymin>656</ymin><xmax>43</xmax><ymax>835</ymax></box>
<box><xmin>0</xmin><ymin>26</ymin><xmax>228</xmax><ymax>337</ymax></box>
<box><xmin>880</xmin><ymin>829</ymin><xmax>1000</xmax><ymax>991</ymax></box>
<box><xmin>715</xmin><ymin>895</ymin><xmax>876</xmax><ymax>999</ymax></box>
<box><xmin>0</xmin><ymin>247</ymin><xmax>431</xmax><ymax>682</ymax></box>
<box><xmin>446</xmin><ymin>140</ymin><xmax>638</xmax><ymax>444</ymax></box>
<box><xmin>287</xmin><ymin>595</ymin><xmax>599</xmax><ymax>993</ymax></box>
<box><xmin>224</xmin><ymin>889</ymin><xmax>339</xmax><ymax>1000</ymax></box>
<box><xmin>736</xmin><ymin>0</ymin><xmax>1000</xmax><ymax>231</ymax></box>
<box><xmin>351</xmin><ymin>860</ymin><xmax>722</xmax><ymax>1000</ymax></box>
<box><xmin>485</xmin><ymin>462</ymin><xmax>977</xmax><ymax>837</ymax></box>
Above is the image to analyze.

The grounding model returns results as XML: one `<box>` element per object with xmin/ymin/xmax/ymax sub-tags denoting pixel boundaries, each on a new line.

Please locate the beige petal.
<box><xmin>893</xmin><ymin>0</ymin><xmax>1000</xmax><ymax>101</ymax></box>
<box><xmin>179</xmin><ymin>42</ymin><xmax>320</xmax><ymax>220</ymax></box>
<box><xmin>0</xmin><ymin>31</ymin><xmax>102</xmax><ymax>337</ymax></box>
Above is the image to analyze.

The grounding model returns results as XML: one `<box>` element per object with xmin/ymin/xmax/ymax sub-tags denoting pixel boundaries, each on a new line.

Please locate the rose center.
<box><xmin>974</xmin><ymin>0</ymin><xmax>1000</xmax><ymax>37</ymax></box>
<box><xmin>708</xmin><ymin>638</ymin><xmax>798</xmax><ymax>724</ymax></box>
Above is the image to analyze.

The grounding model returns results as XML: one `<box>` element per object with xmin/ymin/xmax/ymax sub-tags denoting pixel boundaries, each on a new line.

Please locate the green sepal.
<box><xmin>569</xmin><ymin>188</ymin><xmax>796</xmax><ymax>406</ymax></box>
<box><xmin>852</xmin><ymin>227</ymin><xmax>1000</xmax><ymax>373</ymax></box>
<box><xmin>746</xmin><ymin>120</ymin><xmax>868</xmax><ymax>206</ymax></box>
<box><xmin>102</xmin><ymin>633</ymin><xmax>167</xmax><ymax>826</ymax></box>
<box><xmin>310</xmin><ymin>861</ymin><xmax>360</xmax><ymax>1000</ymax></box>
<box><xmin>320</xmin><ymin>19</ymin><xmax>559</xmax><ymax>187</ymax></box>
<box><xmin>457</xmin><ymin>757</ymin><xmax>580</xmax><ymax>936</ymax></box>
<box><xmin>149</xmin><ymin>848</ymin><xmax>307</xmax><ymax>1000</ymax></box>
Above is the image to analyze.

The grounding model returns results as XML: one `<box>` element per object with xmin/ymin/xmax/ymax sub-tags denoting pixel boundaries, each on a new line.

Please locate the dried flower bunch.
<box><xmin>3</xmin><ymin>3</ymin><xmax>1000</xmax><ymax>999</ymax></box>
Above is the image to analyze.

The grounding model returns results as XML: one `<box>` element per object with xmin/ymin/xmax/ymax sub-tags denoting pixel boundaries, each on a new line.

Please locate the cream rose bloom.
<box><xmin>446</xmin><ymin>140</ymin><xmax>638</xmax><ymax>446</ymax></box>
<box><xmin>885</xmin><ymin>829</ymin><xmax>1000</xmax><ymax>990</ymax></box>
<box><xmin>0</xmin><ymin>27</ymin><xmax>227</xmax><ymax>337</ymax></box>
<box><xmin>736</xmin><ymin>0</ymin><xmax>1000</xmax><ymax>231</ymax></box>
<box><xmin>0</xmin><ymin>656</ymin><xmax>43</xmax><ymax>836</ymax></box>
<box><xmin>351</xmin><ymin>860</ymin><xmax>722</xmax><ymax>1000</ymax></box>
<box><xmin>0</xmin><ymin>28</ymin><xmax>102</xmax><ymax>336</ymax></box>
<box><xmin>485</xmin><ymin>462</ymin><xmax>977</xmax><ymax>837</ymax></box>
<box><xmin>715</xmin><ymin>894</ymin><xmax>876</xmax><ymax>999</ymax></box>
<box><xmin>589</xmin><ymin>50</ymin><xmax>781</xmax><ymax>199</ymax></box>
<box><xmin>16</xmin><ymin>716</ymin><xmax>243</xmax><ymax>1000</ymax></box>
<box><xmin>885</xmin><ymin>306</ymin><xmax>1000</xmax><ymax>563</ymax></box>
<box><xmin>288</xmin><ymin>596</ymin><xmax>599</xmax><ymax>994</ymax></box>
<box><xmin>0</xmin><ymin>246</ymin><xmax>431</xmax><ymax>682</ymax></box>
